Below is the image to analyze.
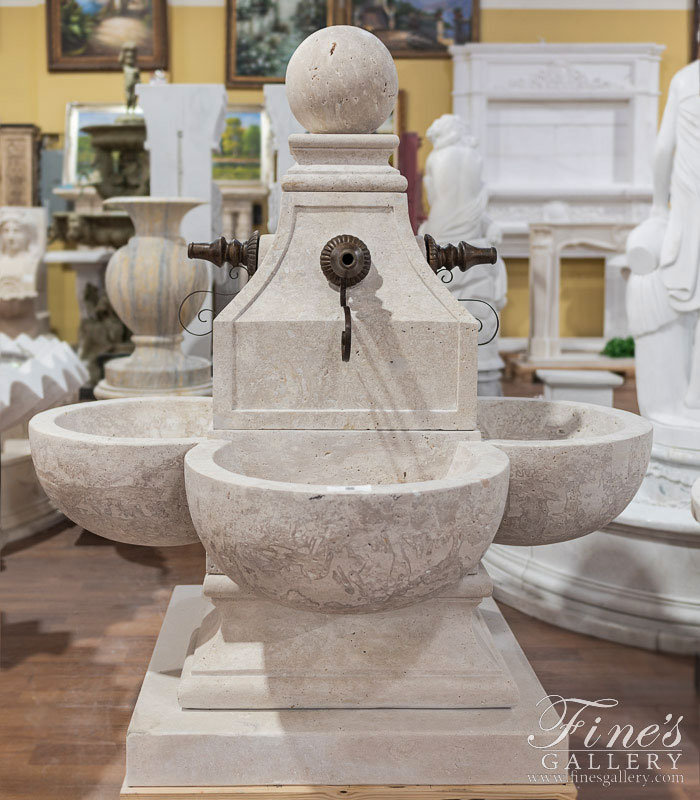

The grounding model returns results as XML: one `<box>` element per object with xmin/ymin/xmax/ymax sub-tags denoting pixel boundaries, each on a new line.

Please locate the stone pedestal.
<box><xmin>536</xmin><ymin>369</ymin><xmax>623</xmax><ymax>406</ymax></box>
<box><xmin>124</xmin><ymin>585</ymin><xmax>567</xmax><ymax>789</ymax></box>
<box><xmin>178</xmin><ymin>568</ymin><xmax>518</xmax><ymax>710</ymax></box>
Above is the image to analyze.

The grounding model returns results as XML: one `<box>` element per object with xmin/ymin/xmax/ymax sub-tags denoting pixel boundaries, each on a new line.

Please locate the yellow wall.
<box><xmin>0</xmin><ymin>3</ymin><xmax>691</xmax><ymax>342</ymax></box>
<box><xmin>0</xmin><ymin>3</ymin><xmax>455</xmax><ymax>145</ymax></box>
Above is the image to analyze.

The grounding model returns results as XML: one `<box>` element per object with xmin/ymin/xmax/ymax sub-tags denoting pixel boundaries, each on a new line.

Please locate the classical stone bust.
<box><xmin>0</xmin><ymin>206</ymin><xmax>47</xmax><ymax>336</ymax></box>
<box><xmin>0</xmin><ymin>208</ymin><xmax>43</xmax><ymax>300</ymax></box>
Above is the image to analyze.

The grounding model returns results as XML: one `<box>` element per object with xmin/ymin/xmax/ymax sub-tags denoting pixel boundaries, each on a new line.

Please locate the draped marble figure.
<box><xmin>627</xmin><ymin>61</ymin><xmax>700</xmax><ymax>426</ymax></box>
<box><xmin>419</xmin><ymin>114</ymin><xmax>507</xmax><ymax>395</ymax></box>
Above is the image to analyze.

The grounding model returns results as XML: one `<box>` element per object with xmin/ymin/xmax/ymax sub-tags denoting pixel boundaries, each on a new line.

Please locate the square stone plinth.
<box><xmin>125</xmin><ymin>586</ymin><xmax>567</xmax><ymax>788</ymax></box>
<box><xmin>178</xmin><ymin>569</ymin><xmax>519</xmax><ymax>710</ymax></box>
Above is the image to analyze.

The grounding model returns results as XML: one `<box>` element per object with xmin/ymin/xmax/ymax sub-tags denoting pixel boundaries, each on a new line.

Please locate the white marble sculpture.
<box><xmin>28</xmin><ymin>27</ymin><xmax>652</xmax><ymax>791</ymax></box>
<box><xmin>627</xmin><ymin>60</ymin><xmax>700</xmax><ymax>429</ymax></box>
<box><xmin>1</xmin><ymin>333</ymin><xmax>87</xmax><ymax>547</ymax></box>
<box><xmin>0</xmin><ymin>207</ymin><xmax>48</xmax><ymax>338</ymax></box>
<box><xmin>419</xmin><ymin>114</ymin><xmax>507</xmax><ymax>395</ymax></box>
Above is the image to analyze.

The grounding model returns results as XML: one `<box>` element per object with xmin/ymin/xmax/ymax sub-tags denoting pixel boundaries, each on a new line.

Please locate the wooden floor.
<box><xmin>0</xmin><ymin>378</ymin><xmax>696</xmax><ymax>800</ymax></box>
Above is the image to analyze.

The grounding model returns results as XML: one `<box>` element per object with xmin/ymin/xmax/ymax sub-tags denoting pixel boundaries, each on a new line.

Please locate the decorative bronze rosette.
<box><xmin>320</xmin><ymin>234</ymin><xmax>371</xmax><ymax>288</ymax></box>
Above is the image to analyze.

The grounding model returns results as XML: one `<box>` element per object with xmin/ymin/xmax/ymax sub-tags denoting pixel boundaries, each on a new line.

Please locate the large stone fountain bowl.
<box><xmin>185</xmin><ymin>432</ymin><xmax>510</xmax><ymax>613</ymax></box>
<box><xmin>28</xmin><ymin>397</ymin><xmax>212</xmax><ymax>546</ymax></box>
<box><xmin>477</xmin><ymin>397</ymin><xmax>652</xmax><ymax>546</ymax></box>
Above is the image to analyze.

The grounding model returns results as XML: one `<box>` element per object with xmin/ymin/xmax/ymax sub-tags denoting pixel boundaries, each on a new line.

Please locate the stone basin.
<box><xmin>478</xmin><ymin>397</ymin><xmax>652</xmax><ymax>546</ymax></box>
<box><xmin>185</xmin><ymin>432</ymin><xmax>510</xmax><ymax>613</ymax></box>
<box><xmin>28</xmin><ymin>397</ymin><xmax>212</xmax><ymax>546</ymax></box>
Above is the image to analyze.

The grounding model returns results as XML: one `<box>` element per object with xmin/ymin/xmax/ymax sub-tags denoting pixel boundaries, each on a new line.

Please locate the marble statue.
<box><xmin>626</xmin><ymin>60</ymin><xmax>700</xmax><ymax>429</ymax></box>
<box><xmin>419</xmin><ymin>114</ymin><xmax>507</xmax><ymax>395</ymax></box>
<box><xmin>119</xmin><ymin>42</ymin><xmax>141</xmax><ymax>114</ymax></box>
<box><xmin>0</xmin><ymin>207</ymin><xmax>47</xmax><ymax>338</ymax></box>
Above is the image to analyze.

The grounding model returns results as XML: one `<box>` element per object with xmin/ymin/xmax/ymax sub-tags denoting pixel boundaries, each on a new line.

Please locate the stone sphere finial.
<box><xmin>285</xmin><ymin>26</ymin><xmax>398</xmax><ymax>135</ymax></box>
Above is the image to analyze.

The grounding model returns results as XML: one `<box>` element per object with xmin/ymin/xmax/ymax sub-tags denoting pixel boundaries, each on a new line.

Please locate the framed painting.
<box><xmin>62</xmin><ymin>102</ymin><xmax>143</xmax><ymax>186</ymax></box>
<box><xmin>213</xmin><ymin>105</ymin><xmax>270</xmax><ymax>184</ymax></box>
<box><xmin>47</xmin><ymin>0</ymin><xmax>168</xmax><ymax>72</ymax></box>
<box><xmin>226</xmin><ymin>0</ymin><xmax>345</xmax><ymax>88</ymax></box>
<box><xmin>351</xmin><ymin>0</ymin><xmax>479</xmax><ymax>58</ymax></box>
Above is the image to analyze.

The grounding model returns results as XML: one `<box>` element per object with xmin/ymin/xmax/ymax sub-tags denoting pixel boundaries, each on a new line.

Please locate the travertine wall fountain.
<box><xmin>29</xmin><ymin>26</ymin><xmax>652</xmax><ymax>795</ymax></box>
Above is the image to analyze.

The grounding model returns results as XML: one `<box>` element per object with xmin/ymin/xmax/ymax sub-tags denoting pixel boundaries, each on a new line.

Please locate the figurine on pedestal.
<box><xmin>0</xmin><ymin>207</ymin><xmax>48</xmax><ymax>338</ymax></box>
<box><xmin>119</xmin><ymin>42</ymin><xmax>141</xmax><ymax>115</ymax></box>
<box><xmin>419</xmin><ymin>114</ymin><xmax>507</xmax><ymax>395</ymax></box>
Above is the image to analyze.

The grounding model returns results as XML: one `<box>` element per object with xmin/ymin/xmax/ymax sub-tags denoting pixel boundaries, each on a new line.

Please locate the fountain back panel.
<box><xmin>205</xmin><ymin>31</ymin><xmax>481</xmax><ymax>433</ymax></box>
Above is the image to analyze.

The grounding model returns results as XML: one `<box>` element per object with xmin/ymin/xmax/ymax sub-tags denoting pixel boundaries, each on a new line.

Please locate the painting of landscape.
<box><xmin>213</xmin><ymin>109</ymin><xmax>263</xmax><ymax>182</ymax></box>
<box><xmin>48</xmin><ymin>0</ymin><xmax>167</xmax><ymax>71</ymax></box>
<box><xmin>226</xmin><ymin>0</ymin><xmax>332</xmax><ymax>87</ymax></box>
<box><xmin>352</xmin><ymin>0</ymin><xmax>477</xmax><ymax>56</ymax></box>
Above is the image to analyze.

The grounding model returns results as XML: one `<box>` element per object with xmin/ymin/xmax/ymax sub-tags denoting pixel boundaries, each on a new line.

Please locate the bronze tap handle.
<box><xmin>424</xmin><ymin>234</ymin><xmax>497</xmax><ymax>275</ymax></box>
<box><xmin>188</xmin><ymin>231</ymin><xmax>260</xmax><ymax>276</ymax></box>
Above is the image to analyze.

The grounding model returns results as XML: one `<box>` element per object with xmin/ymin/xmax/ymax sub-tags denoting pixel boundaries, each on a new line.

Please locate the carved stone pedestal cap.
<box><xmin>285</xmin><ymin>25</ymin><xmax>398</xmax><ymax>135</ymax></box>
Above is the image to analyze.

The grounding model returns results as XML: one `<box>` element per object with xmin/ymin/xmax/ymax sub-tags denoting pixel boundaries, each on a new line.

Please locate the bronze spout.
<box><xmin>187</xmin><ymin>231</ymin><xmax>260</xmax><ymax>276</ymax></box>
<box><xmin>424</xmin><ymin>234</ymin><xmax>497</xmax><ymax>276</ymax></box>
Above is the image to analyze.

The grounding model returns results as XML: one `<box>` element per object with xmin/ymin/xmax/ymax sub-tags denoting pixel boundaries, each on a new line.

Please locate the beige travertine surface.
<box><xmin>213</xmin><ymin>187</ymin><xmax>479</xmax><ymax>431</ymax></box>
<box><xmin>29</xmin><ymin>397</ymin><xmax>212</xmax><ymax>546</ymax></box>
<box><xmin>285</xmin><ymin>26</ymin><xmax>398</xmax><ymax>135</ymax></box>
<box><xmin>185</xmin><ymin>435</ymin><xmax>509</xmax><ymax>613</ymax></box>
<box><xmin>178</xmin><ymin>568</ymin><xmax>519</xmax><ymax>710</ymax></box>
<box><xmin>478</xmin><ymin>397</ymin><xmax>652</xmax><ymax>546</ymax></box>
<box><xmin>125</xmin><ymin>586</ymin><xmax>568</xmax><ymax>787</ymax></box>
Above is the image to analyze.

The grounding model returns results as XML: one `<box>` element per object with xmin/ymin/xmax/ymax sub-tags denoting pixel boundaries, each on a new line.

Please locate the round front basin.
<box><xmin>478</xmin><ymin>397</ymin><xmax>652</xmax><ymax>546</ymax></box>
<box><xmin>29</xmin><ymin>396</ymin><xmax>212</xmax><ymax>546</ymax></box>
<box><xmin>185</xmin><ymin>433</ymin><xmax>510</xmax><ymax>613</ymax></box>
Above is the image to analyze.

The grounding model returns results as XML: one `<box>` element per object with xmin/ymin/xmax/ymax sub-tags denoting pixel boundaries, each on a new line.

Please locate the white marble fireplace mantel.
<box><xmin>450</xmin><ymin>42</ymin><xmax>664</xmax><ymax>258</ymax></box>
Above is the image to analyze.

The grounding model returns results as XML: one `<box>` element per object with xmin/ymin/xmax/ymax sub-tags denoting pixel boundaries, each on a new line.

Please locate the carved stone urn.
<box><xmin>94</xmin><ymin>197</ymin><xmax>212</xmax><ymax>399</ymax></box>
